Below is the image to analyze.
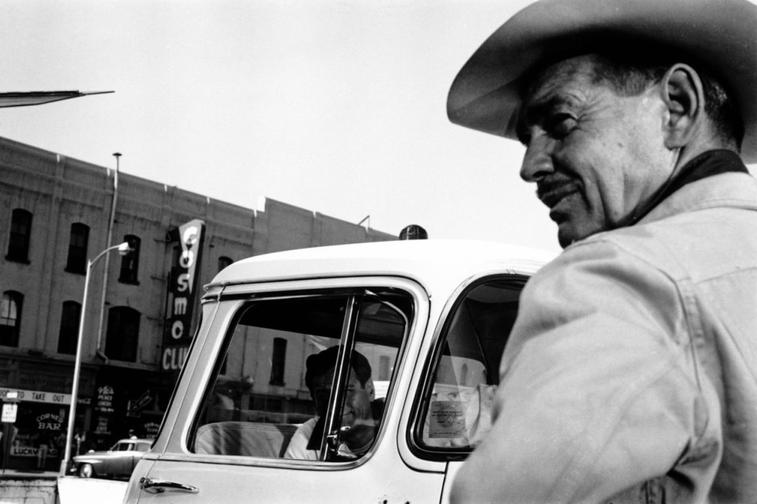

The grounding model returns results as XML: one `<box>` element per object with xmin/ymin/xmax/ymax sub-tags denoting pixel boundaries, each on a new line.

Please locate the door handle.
<box><xmin>140</xmin><ymin>476</ymin><xmax>199</xmax><ymax>494</ymax></box>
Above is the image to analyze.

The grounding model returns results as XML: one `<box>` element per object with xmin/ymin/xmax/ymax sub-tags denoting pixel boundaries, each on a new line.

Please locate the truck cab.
<box><xmin>123</xmin><ymin>239</ymin><xmax>554</xmax><ymax>503</ymax></box>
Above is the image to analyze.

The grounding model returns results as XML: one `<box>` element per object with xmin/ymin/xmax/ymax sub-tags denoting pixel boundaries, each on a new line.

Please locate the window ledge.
<box><xmin>5</xmin><ymin>256</ymin><xmax>30</xmax><ymax>264</ymax></box>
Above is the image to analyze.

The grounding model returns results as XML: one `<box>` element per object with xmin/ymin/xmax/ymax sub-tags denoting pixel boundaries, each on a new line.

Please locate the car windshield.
<box><xmin>112</xmin><ymin>442</ymin><xmax>133</xmax><ymax>451</ymax></box>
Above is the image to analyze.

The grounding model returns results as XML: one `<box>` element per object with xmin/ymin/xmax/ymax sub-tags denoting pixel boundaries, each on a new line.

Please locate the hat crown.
<box><xmin>447</xmin><ymin>0</ymin><xmax>757</xmax><ymax>162</ymax></box>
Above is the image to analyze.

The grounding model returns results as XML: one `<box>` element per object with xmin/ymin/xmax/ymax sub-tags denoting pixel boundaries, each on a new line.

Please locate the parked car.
<box><xmin>123</xmin><ymin>240</ymin><xmax>555</xmax><ymax>503</ymax></box>
<box><xmin>73</xmin><ymin>438</ymin><xmax>152</xmax><ymax>479</ymax></box>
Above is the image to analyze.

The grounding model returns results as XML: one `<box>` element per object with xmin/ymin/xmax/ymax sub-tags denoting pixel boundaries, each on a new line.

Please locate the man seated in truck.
<box><xmin>284</xmin><ymin>346</ymin><xmax>379</xmax><ymax>460</ymax></box>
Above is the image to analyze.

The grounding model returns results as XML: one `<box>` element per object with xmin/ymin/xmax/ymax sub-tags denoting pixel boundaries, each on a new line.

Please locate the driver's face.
<box><xmin>312</xmin><ymin>367</ymin><xmax>372</xmax><ymax>427</ymax></box>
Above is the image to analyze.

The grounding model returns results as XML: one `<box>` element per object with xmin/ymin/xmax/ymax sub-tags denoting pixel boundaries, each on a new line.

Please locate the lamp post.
<box><xmin>59</xmin><ymin>241</ymin><xmax>132</xmax><ymax>477</ymax></box>
<box><xmin>95</xmin><ymin>152</ymin><xmax>122</xmax><ymax>361</ymax></box>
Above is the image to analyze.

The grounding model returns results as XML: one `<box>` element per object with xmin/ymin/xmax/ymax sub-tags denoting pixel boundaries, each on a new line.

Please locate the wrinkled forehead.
<box><xmin>516</xmin><ymin>55</ymin><xmax>603</xmax><ymax>136</ymax></box>
<box><xmin>523</xmin><ymin>54</ymin><xmax>603</xmax><ymax>102</ymax></box>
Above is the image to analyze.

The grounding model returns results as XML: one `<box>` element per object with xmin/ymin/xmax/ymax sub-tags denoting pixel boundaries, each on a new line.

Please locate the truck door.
<box><xmin>127</xmin><ymin>279</ymin><xmax>444</xmax><ymax>503</ymax></box>
<box><xmin>404</xmin><ymin>275</ymin><xmax>528</xmax><ymax>503</ymax></box>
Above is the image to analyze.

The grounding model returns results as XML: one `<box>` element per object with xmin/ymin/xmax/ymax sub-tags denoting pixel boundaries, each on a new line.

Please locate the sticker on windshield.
<box><xmin>428</xmin><ymin>401</ymin><xmax>465</xmax><ymax>438</ymax></box>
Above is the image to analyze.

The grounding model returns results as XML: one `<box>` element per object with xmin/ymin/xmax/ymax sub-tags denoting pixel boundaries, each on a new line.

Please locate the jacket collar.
<box><xmin>640</xmin><ymin>169</ymin><xmax>757</xmax><ymax>225</ymax></box>
<box><xmin>621</xmin><ymin>150</ymin><xmax>748</xmax><ymax>227</ymax></box>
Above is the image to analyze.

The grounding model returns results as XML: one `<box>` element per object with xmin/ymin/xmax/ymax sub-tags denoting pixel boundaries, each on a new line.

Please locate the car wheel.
<box><xmin>78</xmin><ymin>463</ymin><xmax>94</xmax><ymax>478</ymax></box>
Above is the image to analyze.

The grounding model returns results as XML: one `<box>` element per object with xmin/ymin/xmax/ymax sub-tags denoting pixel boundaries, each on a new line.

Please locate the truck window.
<box><xmin>414</xmin><ymin>277</ymin><xmax>524</xmax><ymax>456</ymax></box>
<box><xmin>191</xmin><ymin>290</ymin><xmax>412</xmax><ymax>462</ymax></box>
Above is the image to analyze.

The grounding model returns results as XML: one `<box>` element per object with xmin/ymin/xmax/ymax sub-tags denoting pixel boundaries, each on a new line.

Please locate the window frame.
<box><xmin>57</xmin><ymin>300</ymin><xmax>82</xmax><ymax>354</ymax></box>
<box><xmin>181</xmin><ymin>279</ymin><xmax>420</xmax><ymax>468</ymax></box>
<box><xmin>118</xmin><ymin>234</ymin><xmax>140</xmax><ymax>285</ymax></box>
<box><xmin>6</xmin><ymin>208</ymin><xmax>32</xmax><ymax>263</ymax></box>
<box><xmin>105</xmin><ymin>305</ymin><xmax>141</xmax><ymax>361</ymax></box>
<box><xmin>65</xmin><ymin>222</ymin><xmax>90</xmax><ymax>274</ymax></box>
<box><xmin>0</xmin><ymin>290</ymin><xmax>23</xmax><ymax>347</ymax></box>
<box><xmin>407</xmin><ymin>274</ymin><xmax>529</xmax><ymax>462</ymax></box>
<box><xmin>268</xmin><ymin>337</ymin><xmax>288</xmax><ymax>386</ymax></box>
<box><xmin>217</xmin><ymin>256</ymin><xmax>234</xmax><ymax>272</ymax></box>
<box><xmin>378</xmin><ymin>355</ymin><xmax>391</xmax><ymax>381</ymax></box>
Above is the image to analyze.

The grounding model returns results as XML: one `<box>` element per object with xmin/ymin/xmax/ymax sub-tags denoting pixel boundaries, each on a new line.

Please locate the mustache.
<box><xmin>535</xmin><ymin>175</ymin><xmax>579</xmax><ymax>206</ymax></box>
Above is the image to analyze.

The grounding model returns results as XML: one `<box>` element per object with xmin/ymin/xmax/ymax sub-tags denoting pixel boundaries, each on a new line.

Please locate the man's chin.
<box><xmin>556</xmin><ymin>230</ymin><xmax>571</xmax><ymax>248</ymax></box>
<box><xmin>556</xmin><ymin>221</ymin><xmax>602</xmax><ymax>248</ymax></box>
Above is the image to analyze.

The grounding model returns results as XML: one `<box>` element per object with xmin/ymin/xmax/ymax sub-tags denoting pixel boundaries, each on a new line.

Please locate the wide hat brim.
<box><xmin>447</xmin><ymin>0</ymin><xmax>757</xmax><ymax>162</ymax></box>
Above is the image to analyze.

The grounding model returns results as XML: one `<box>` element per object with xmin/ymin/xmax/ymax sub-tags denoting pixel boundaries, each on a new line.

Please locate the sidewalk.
<box><xmin>0</xmin><ymin>468</ymin><xmax>58</xmax><ymax>479</ymax></box>
<box><xmin>0</xmin><ymin>472</ymin><xmax>127</xmax><ymax>504</ymax></box>
<box><xmin>0</xmin><ymin>472</ymin><xmax>58</xmax><ymax>504</ymax></box>
<box><xmin>58</xmin><ymin>476</ymin><xmax>127</xmax><ymax>504</ymax></box>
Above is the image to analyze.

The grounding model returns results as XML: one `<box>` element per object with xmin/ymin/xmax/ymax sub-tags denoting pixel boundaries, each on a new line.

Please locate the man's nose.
<box><xmin>520</xmin><ymin>133</ymin><xmax>555</xmax><ymax>182</ymax></box>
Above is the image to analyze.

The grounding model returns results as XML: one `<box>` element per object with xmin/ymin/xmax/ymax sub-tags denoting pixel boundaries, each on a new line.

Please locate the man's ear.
<box><xmin>661</xmin><ymin>63</ymin><xmax>705</xmax><ymax>149</ymax></box>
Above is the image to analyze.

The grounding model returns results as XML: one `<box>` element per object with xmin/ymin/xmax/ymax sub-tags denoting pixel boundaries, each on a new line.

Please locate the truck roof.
<box><xmin>207</xmin><ymin>239</ymin><xmax>556</xmax><ymax>291</ymax></box>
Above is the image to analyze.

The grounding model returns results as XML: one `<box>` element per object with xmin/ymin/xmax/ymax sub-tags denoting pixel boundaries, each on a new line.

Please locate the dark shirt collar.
<box><xmin>620</xmin><ymin>149</ymin><xmax>748</xmax><ymax>228</ymax></box>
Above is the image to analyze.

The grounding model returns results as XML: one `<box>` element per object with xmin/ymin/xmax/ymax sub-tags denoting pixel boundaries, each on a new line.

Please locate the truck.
<box><xmin>122</xmin><ymin>239</ymin><xmax>555</xmax><ymax>503</ymax></box>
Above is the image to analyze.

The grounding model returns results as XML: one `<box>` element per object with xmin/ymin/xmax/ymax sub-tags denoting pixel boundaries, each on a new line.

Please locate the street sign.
<box><xmin>2</xmin><ymin>403</ymin><xmax>18</xmax><ymax>423</ymax></box>
<box><xmin>126</xmin><ymin>390</ymin><xmax>152</xmax><ymax>417</ymax></box>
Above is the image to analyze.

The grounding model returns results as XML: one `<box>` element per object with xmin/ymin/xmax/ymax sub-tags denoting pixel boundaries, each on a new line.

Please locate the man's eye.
<box><xmin>547</xmin><ymin>114</ymin><xmax>576</xmax><ymax>138</ymax></box>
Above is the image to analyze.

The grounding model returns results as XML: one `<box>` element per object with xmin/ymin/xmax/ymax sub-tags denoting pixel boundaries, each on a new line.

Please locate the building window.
<box><xmin>269</xmin><ymin>337</ymin><xmax>287</xmax><ymax>385</ymax></box>
<box><xmin>0</xmin><ymin>291</ymin><xmax>23</xmax><ymax>347</ymax></box>
<box><xmin>118</xmin><ymin>235</ymin><xmax>140</xmax><ymax>284</ymax></box>
<box><xmin>6</xmin><ymin>209</ymin><xmax>32</xmax><ymax>263</ymax></box>
<box><xmin>105</xmin><ymin>306</ymin><xmax>140</xmax><ymax>362</ymax></box>
<box><xmin>218</xmin><ymin>256</ymin><xmax>233</xmax><ymax>272</ymax></box>
<box><xmin>378</xmin><ymin>355</ymin><xmax>391</xmax><ymax>381</ymax></box>
<box><xmin>57</xmin><ymin>301</ymin><xmax>81</xmax><ymax>355</ymax></box>
<box><xmin>65</xmin><ymin>223</ymin><xmax>89</xmax><ymax>274</ymax></box>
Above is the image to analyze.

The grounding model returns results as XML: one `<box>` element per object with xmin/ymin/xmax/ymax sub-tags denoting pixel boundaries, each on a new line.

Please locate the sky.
<box><xmin>0</xmin><ymin>0</ymin><xmax>559</xmax><ymax>252</ymax></box>
<box><xmin>9</xmin><ymin>0</ymin><xmax>751</xmax><ymax>256</ymax></box>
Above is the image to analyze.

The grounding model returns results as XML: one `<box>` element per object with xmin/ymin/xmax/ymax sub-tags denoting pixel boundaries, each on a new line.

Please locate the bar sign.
<box><xmin>2</xmin><ymin>403</ymin><xmax>18</xmax><ymax>423</ymax></box>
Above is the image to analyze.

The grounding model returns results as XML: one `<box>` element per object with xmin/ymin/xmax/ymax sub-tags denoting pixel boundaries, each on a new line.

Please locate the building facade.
<box><xmin>0</xmin><ymin>136</ymin><xmax>393</xmax><ymax>471</ymax></box>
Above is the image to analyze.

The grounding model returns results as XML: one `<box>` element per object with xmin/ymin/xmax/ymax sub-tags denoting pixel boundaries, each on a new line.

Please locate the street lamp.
<box><xmin>59</xmin><ymin>241</ymin><xmax>132</xmax><ymax>477</ymax></box>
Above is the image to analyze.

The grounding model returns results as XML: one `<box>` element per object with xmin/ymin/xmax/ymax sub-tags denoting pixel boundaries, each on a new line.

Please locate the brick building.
<box><xmin>0</xmin><ymin>136</ymin><xmax>393</xmax><ymax>471</ymax></box>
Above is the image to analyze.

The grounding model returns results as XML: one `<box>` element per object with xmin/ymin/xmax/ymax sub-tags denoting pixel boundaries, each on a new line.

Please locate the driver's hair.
<box><xmin>305</xmin><ymin>346</ymin><xmax>372</xmax><ymax>394</ymax></box>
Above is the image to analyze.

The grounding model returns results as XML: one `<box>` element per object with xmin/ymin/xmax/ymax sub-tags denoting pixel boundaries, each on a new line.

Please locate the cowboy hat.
<box><xmin>447</xmin><ymin>0</ymin><xmax>757</xmax><ymax>162</ymax></box>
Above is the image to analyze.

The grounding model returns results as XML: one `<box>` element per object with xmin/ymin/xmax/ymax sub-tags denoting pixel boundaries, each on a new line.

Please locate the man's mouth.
<box><xmin>537</xmin><ymin>181</ymin><xmax>579</xmax><ymax>209</ymax></box>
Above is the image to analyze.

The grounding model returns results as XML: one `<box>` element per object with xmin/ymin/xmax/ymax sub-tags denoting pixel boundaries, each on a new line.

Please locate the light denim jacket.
<box><xmin>452</xmin><ymin>171</ymin><xmax>757</xmax><ymax>503</ymax></box>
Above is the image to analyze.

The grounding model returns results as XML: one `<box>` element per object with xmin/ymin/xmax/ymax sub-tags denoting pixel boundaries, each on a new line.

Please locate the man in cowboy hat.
<box><xmin>447</xmin><ymin>0</ymin><xmax>757</xmax><ymax>502</ymax></box>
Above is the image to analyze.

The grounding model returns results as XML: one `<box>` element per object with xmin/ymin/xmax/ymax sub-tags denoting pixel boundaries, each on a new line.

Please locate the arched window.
<box><xmin>119</xmin><ymin>235</ymin><xmax>140</xmax><ymax>284</ymax></box>
<box><xmin>217</xmin><ymin>256</ymin><xmax>233</xmax><ymax>272</ymax></box>
<box><xmin>7</xmin><ymin>209</ymin><xmax>32</xmax><ymax>263</ymax></box>
<box><xmin>0</xmin><ymin>291</ymin><xmax>23</xmax><ymax>346</ymax></box>
<box><xmin>57</xmin><ymin>301</ymin><xmax>81</xmax><ymax>354</ymax></box>
<box><xmin>65</xmin><ymin>223</ymin><xmax>90</xmax><ymax>274</ymax></box>
<box><xmin>105</xmin><ymin>306</ymin><xmax>140</xmax><ymax>361</ymax></box>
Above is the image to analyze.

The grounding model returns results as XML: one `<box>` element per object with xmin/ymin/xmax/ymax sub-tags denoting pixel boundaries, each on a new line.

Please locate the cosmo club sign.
<box><xmin>162</xmin><ymin>219</ymin><xmax>205</xmax><ymax>372</ymax></box>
